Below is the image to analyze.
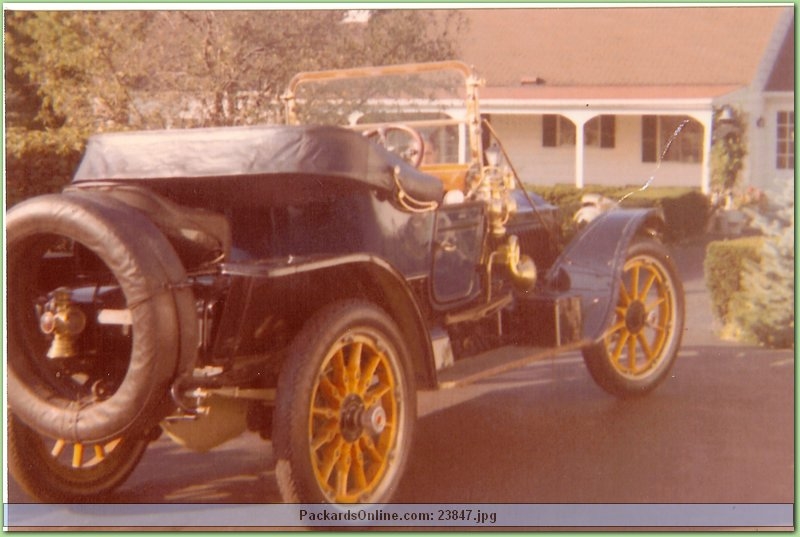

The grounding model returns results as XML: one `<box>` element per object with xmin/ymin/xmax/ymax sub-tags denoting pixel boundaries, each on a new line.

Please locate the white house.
<box><xmin>454</xmin><ymin>6</ymin><xmax>794</xmax><ymax>194</ymax></box>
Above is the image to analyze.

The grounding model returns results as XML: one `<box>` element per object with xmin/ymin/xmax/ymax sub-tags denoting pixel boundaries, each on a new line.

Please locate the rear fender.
<box><xmin>543</xmin><ymin>208</ymin><xmax>665</xmax><ymax>341</ymax></box>
<box><xmin>219</xmin><ymin>254</ymin><xmax>437</xmax><ymax>389</ymax></box>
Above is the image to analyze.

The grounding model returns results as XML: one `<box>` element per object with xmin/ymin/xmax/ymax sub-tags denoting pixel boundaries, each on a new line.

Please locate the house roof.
<box><xmin>456</xmin><ymin>6</ymin><xmax>791</xmax><ymax>98</ymax></box>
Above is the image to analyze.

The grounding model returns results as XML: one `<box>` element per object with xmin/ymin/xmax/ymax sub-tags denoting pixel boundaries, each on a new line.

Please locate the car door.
<box><xmin>430</xmin><ymin>201</ymin><xmax>487</xmax><ymax>305</ymax></box>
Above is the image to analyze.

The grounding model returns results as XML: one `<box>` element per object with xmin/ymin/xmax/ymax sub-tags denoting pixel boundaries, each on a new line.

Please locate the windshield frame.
<box><xmin>281</xmin><ymin>61</ymin><xmax>485</xmax><ymax>169</ymax></box>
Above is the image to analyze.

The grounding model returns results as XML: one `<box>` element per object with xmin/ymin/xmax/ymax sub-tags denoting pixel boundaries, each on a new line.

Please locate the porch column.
<box><xmin>562</xmin><ymin>112</ymin><xmax>594</xmax><ymax>189</ymax></box>
<box><xmin>575</xmin><ymin>124</ymin><xmax>585</xmax><ymax>189</ymax></box>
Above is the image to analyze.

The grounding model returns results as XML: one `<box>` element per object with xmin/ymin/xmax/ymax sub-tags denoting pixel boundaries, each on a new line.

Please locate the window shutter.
<box><xmin>600</xmin><ymin>115</ymin><xmax>616</xmax><ymax>148</ymax></box>
<box><xmin>542</xmin><ymin>115</ymin><xmax>557</xmax><ymax>147</ymax></box>
<box><xmin>642</xmin><ymin>115</ymin><xmax>657</xmax><ymax>162</ymax></box>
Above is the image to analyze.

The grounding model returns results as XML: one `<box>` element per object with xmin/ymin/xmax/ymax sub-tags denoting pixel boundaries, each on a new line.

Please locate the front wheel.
<box><xmin>582</xmin><ymin>239</ymin><xmax>685</xmax><ymax>397</ymax></box>
<box><xmin>273</xmin><ymin>300</ymin><xmax>416</xmax><ymax>504</ymax></box>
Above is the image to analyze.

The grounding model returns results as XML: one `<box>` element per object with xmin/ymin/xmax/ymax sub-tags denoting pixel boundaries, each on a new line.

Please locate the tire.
<box><xmin>273</xmin><ymin>300</ymin><xmax>416</xmax><ymax>504</ymax></box>
<box><xmin>582</xmin><ymin>239</ymin><xmax>685</xmax><ymax>398</ymax></box>
<box><xmin>8</xmin><ymin>412</ymin><xmax>151</xmax><ymax>502</ymax></box>
<box><xmin>6</xmin><ymin>192</ymin><xmax>196</xmax><ymax>443</ymax></box>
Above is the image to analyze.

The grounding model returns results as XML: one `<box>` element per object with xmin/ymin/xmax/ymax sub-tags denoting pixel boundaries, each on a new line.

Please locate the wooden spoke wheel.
<box><xmin>583</xmin><ymin>239</ymin><xmax>685</xmax><ymax>397</ymax></box>
<box><xmin>8</xmin><ymin>412</ymin><xmax>151</xmax><ymax>502</ymax></box>
<box><xmin>274</xmin><ymin>300</ymin><xmax>415</xmax><ymax>504</ymax></box>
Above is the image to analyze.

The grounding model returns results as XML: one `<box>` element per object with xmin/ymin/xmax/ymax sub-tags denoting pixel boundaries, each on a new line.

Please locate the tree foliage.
<box><xmin>710</xmin><ymin>106</ymin><xmax>747</xmax><ymax>193</ymax></box>
<box><xmin>5</xmin><ymin>9</ymin><xmax>467</xmax><ymax>205</ymax></box>
<box><xmin>7</xmin><ymin>9</ymin><xmax>466</xmax><ymax>132</ymax></box>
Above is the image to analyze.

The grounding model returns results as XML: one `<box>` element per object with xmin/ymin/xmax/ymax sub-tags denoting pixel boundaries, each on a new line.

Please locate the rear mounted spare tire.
<box><xmin>6</xmin><ymin>192</ymin><xmax>197</xmax><ymax>443</ymax></box>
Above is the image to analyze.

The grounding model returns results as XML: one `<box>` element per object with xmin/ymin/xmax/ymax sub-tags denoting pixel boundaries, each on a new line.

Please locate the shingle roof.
<box><xmin>456</xmin><ymin>6</ymin><xmax>789</xmax><ymax>90</ymax></box>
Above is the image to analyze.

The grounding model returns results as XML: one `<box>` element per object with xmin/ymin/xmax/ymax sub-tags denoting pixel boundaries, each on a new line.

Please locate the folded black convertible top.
<box><xmin>73</xmin><ymin>124</ymin><xmax>443</xmax><ymax>203</ymax></box>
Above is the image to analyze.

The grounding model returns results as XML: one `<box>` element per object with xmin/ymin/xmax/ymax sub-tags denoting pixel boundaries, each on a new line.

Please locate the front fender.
<box><xmin>544</xmin><ymin>208</ymin><xmax>664</xmax><ymax>341</ymax></box>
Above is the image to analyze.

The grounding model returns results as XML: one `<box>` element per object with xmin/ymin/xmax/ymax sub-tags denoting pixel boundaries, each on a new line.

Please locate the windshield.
<box><xmin>283</xmin><ymin>61</ymin><xmax>482</xmax><ymax>166</ymax></box>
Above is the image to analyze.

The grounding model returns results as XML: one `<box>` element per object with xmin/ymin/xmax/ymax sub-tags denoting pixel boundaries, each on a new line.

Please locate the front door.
<box><xmin>430</xmin><ymin>202</ymin><xmax>486</xmax><ymax>305</ymax></box>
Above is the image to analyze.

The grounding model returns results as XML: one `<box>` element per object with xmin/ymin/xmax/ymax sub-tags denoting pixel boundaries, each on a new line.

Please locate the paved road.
<box><xmin>8</xmin><ymin>237</ymin><xmax>794</xmax><ymax>507</ymax></box>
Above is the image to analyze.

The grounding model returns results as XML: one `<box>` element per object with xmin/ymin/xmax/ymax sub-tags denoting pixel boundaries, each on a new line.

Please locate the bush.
<box><xmin>526</xmin><ymin>184</ymin><xmax>709</xmax><ymax>243</ymax></box>
<box><xmin>729</xmin><ymin>188</ymin><xmax>794</xmax><ymax>347</ymax></box>
<box><xmin>6</xmin><ymin>127</ymin><xmax>85</xmax><ymax>207</ymax></box>
<box><xmin>657</xmin><ymin>190</ymin><xmax>710</xmax><ymax>242</ymax></box>
<box><xmin>704</xmin><ymin>236</ymin><xmax>763</xmax><ymax>322</ymax></box>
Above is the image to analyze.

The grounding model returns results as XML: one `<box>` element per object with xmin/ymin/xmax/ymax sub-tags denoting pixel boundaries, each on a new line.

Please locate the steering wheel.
<box><xmin>363</xmin><ymin>125</ymin><xmax>425</xmax><ymax>168</ymax></box>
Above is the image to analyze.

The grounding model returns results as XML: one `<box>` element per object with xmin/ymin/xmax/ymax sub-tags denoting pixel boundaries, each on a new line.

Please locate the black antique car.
<box><xmin>7</xmin><ymin>61</ymin><xmax>684</xmax><ymax>504</ymax></box>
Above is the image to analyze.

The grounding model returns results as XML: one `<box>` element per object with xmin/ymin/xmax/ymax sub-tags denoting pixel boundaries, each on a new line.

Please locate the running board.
<box><xmin>436</xmin><ymin>341</ymin><xmax>589</xmax><ymax>389</ymax></box>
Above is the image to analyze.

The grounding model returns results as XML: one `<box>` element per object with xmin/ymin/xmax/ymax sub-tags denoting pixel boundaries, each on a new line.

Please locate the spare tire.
<box><xmin>7</xmin><ymin>192</ymin><xmax>197</xmax><ymax>443</ymax></box>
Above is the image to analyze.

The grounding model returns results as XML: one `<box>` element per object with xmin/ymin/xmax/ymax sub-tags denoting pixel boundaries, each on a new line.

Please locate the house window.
<box><xmin>543</xmin><ymin>115</ymin><xmax>575</xmax><ymax>146</ymax></box>
<box><xmin>642</xmin><ymin>115</ymin><xmax>703</xmax><ymax>163</ymax></box>
<box><xmin>776</xmin><ymin>110</ymin><xmax>794</xmax><ymax>169</ymax></box>
<box><xmin>585</xmin><ymin>115</ymin><xmax>616</xmax><ymax>148</ymax></box>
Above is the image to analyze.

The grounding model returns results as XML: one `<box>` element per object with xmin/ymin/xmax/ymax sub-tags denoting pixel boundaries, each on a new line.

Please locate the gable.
<box><xmin>765</xmin><ymin>18</ymin><xmax>795</xmax><ymax>91</ymax></box>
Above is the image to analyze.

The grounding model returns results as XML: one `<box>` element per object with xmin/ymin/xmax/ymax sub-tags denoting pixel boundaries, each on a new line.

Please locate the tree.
<box><xmin>6</xmin><ymin>9</ymin><xmax>466</xmax><ymax>131</ymax></box>
<box><xmin>5</xmin><ymin>9</ymin><xmax>467</xmax><ymax>204</ymax></box>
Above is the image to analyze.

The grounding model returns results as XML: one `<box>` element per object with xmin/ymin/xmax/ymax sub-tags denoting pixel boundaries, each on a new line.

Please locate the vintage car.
<box><xmin>7</xmin><ymin>61</ymin><xmax>684</xmax><ymax>504</ymax></box>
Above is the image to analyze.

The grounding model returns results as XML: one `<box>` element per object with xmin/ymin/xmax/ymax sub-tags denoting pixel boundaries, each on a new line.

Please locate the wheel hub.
<box><xmin>339</xmin><ymin>394</ymin><xmax>386</xmax><ymax>442</ymax></box>
<box><xmin>625</xmin><ymin>300</ymin><xmax>648</xmax><ymax>334</ymax></box>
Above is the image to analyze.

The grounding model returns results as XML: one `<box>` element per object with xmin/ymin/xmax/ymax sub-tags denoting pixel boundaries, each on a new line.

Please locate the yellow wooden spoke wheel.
<box><xmin>8</xmin><ymin>412</ymin><xmax>151</xmax><ymax>502</ymax></box>
<box><xmin>583</xmin><ymin>239</ymin><xmax>684</xmax><ymax>397</ymax></box>
<box><xmin>274</xmin><ymin>300</ymin><xmax>415</xmax><ymax>504</ymax></box>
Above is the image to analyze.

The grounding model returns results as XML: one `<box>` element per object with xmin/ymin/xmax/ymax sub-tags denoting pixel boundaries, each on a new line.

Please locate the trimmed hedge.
<box><xmin>526</xmin><ymin>184</ymin><xmax>710</xmax><ymax>243</ymax></box>
<box><xmin>703</xmin><ymin>236</ymin><xmax>763</xmax><ymax>322</ymax></box>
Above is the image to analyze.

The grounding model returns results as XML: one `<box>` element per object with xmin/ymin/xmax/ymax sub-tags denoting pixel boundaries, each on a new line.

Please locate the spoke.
<box><xmin>51</xmin><ymin>439</ymin><xmax>66</xmax><ymax>458</ymax></box>
<box><xmin>630</xmin><ymin>264</ymin><xmax>641</xmax><ymax>300</ymax></box>
<box><xmin>357</xmin><ymin>354</ymin><xmax>382</xmax><ymax>396</ymax></box>
<box><xmin>360</xmin><ymin>435</ymin><xmax>385</xmax><ymax>463</ymax></box>
<box><xmin>317</xmin><ymin>437</ymin><xmax>344</xmax><ymax>486</ymax></box>
<box><xmin>608</xmin><ymin>317</ymin><xmax>626</xmax><ymax>336</ymax></box>
<box><xmin>619</xmin><ymin>280</ymin><xmax>632</xmax><ymax>306</ymax></box>
<box><xmin>627</xmin><ymin>335</ymin><xmax>638</xmax><ymax>372</ymax></box>
<box><xmin>335</xmin><ymin>445</ymin><xmax>353</xmax><ymax>500</ymax></box>
<box><xmin>351</xmin><ymin>443</ymin><xmax>368</xmax><ymax>492</ymax></box>
<box><xmin>640</xmin><ymin>270</ymin><xmax>658</xmax><ymax>298</ymax></box>
<box><xmin>331</xmin><ymin>350</ymin><xmax>346</xmax><ymax>394</ymax></box>
<box><xmin>346</xmin><ymin>342</ymin><xmax>364</xmax><ymax>393</ymax></box>
<box><xmin>312</xmin><ymin>405</ymin><xmax>339</xmax><ymax>420</ymax></box>
<box><xmin>363</xmin><ymin>382</ymin><xmax>391</xmax><ymax>407</ymax></box>
<box><xmin>636</xmin><ymin>332</ymin><xmax>656</xmax><ymax>361</ymax></box>
<box><xmin>646</xmin><ymin>319</ymin><xmax>667</xmax><ymax>334</ymax></box>
<box><xmin>71</xmin><ymin>443</ymin><xmax>85</xmax><ymax>469</ymax></box>
<box><xmin>318</xmin><ymin>377</ymin><xmax>344</xmax><ymax>406</ymax></box>
<box><xmin>311</xmin><ymin>422</ymin><xmax>339</xmax><ymax>451</ymax></box>
<box><xmin>645</xmin><ymin>296</ymin><xmax>666</xmax><ymax>313</ymax></box>
<box><xmin>611</xmin><ymin>331</ymin><xmax>630</xmax><ymax>361</ymax></box>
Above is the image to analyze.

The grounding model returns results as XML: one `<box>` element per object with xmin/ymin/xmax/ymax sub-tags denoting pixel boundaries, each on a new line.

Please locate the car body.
<box><xmin>7</xmin><ymin>61</ymin><xmax>685</xmax><ymax>504</ymax></box>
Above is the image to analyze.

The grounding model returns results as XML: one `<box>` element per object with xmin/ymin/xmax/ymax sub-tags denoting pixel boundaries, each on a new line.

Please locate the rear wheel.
<box><xmin>8</xmin><ymin>412</ymin><xmax>151</xmax><ymax>502</ymax></box>
<box><xmin>273</xmin><ymin>300</ymin><xmax>415</xmax><ymax>503</ymax></box>
<box><xmin>583</xmin><ymin>239</ymin><xmax>684</xmax><ymax>397</ymax></box>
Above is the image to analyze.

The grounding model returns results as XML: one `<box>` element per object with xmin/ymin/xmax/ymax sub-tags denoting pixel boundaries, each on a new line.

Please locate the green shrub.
<box><xmin>657</xmin><ymin>190</ymin><xmax>710</xmax><ymax>242</ymax></box>
<box><xmin>704</xmin><ymin>237</ymin><xmax>763</xmax><ymax>322</ymax></box>
<box><xmin>729</xmin><ymin>190</ymin><xmax>794</xmax><ymax>348</ymax></box>
<box><xmin>6</xmin><ymin>127</ymin><xmax>85</xmax><ymax>207</ymax></box>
